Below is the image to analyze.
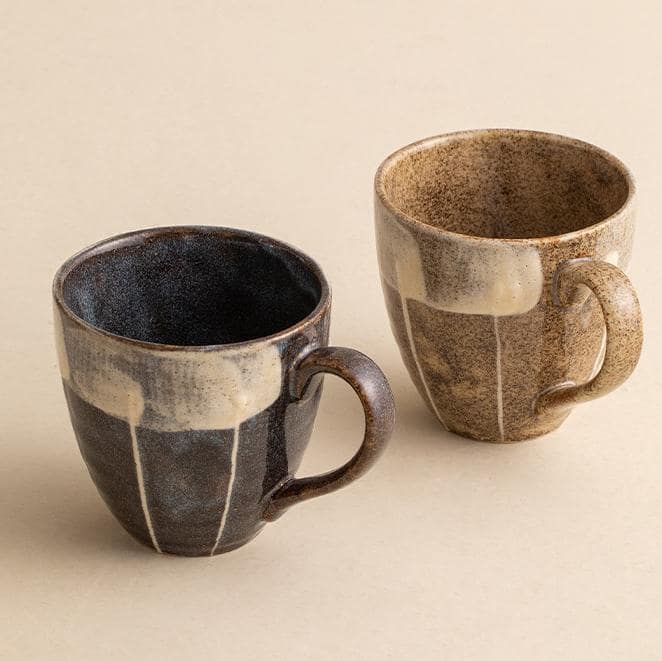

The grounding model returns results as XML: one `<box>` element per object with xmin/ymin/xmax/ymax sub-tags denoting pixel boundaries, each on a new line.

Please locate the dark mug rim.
<box><xmin>53</xmin><ymin>225</ymin><xmax>331</xmax><ymax>352</ymax></box>
<box><xmin>374</xmin><ymin>128</ymin><xmax>636</xmax><ymax>245</ymax></box>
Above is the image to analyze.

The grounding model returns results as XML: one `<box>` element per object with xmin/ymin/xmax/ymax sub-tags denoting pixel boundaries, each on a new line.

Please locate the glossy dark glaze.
<box><xmin>54</xmin><ymin>227</ymin><xmax>394</xmax><ymax>556</ymax></box>
<box><xmin>264</xmin><ymin>347</ymin><xmax>395</xmax><ymax>520</ymax></box>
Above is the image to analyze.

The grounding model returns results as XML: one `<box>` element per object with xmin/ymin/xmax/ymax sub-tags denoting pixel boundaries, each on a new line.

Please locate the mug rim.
<box><xmin>374</xmin><ymin>128</ymin><xmax>636</xmax><ymax>245</ymax></box>
<box><xmin>53</xmin><ymin>225</ymin><xmax>331</xmax><ymax>352</ymax></box>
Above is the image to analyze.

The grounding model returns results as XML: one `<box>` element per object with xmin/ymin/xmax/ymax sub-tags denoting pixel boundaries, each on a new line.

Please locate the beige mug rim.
<box><xmin>374</xmin><ymin>128</ymin><xmax>636</xmax><ymax>246</ymax></box>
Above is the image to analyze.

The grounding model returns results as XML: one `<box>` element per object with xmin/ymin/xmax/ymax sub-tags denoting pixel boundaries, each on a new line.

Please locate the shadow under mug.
<box><xmin>375</xmin><ymin>129</ymin><xmax>643</xmax><ymax>443</ymax></box>
<box><xmin>53</xmin><ymin>227</ymin><xmax>394</xmax><ymax>556</ymax></box>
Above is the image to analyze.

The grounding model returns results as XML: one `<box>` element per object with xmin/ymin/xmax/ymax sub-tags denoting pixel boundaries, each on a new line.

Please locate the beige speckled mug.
<box><xmin>375</xmin><ymin>129</ymin><xmax>643</xmax><ymax>443</ymax></box>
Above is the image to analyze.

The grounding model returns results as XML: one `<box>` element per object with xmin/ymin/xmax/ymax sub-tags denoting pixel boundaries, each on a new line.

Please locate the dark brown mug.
<box><xmin>375</xmin><ymin>129</ymin><xmax>642</xmax><ymax>443</ymax></box>
<box><xmin>54</xmin><ymin>226</ymin><xmax>394</xmax><ymax>556</ymax></box>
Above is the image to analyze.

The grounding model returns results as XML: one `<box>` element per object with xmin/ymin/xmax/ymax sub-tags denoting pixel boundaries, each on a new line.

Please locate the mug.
<box><xmin>53</xmin><ymin>226</ymin><xmax>394</xmax><ymax>556</ymax></box>
<box><xmin>375</xmin><ymin>129</ymin><xmax>642</xmax><ymax>443</ymax></box>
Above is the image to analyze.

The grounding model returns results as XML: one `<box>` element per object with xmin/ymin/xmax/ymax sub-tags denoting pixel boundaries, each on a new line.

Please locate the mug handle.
<box><xmin>262</xmin><ymin>346</ymin><xmax>395</xmax><ymax>522</ymax></box>
<box><xmin>535</xmin><ymin>259</ymin><xmax>643</xmax><ymax>415</ymax></box>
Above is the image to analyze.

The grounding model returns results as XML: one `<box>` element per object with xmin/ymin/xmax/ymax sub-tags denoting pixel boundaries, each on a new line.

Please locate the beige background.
<box><xmin>1</xmin><ymin>1</ymin><xmax>661</xmax><ymax>659</ymax></box>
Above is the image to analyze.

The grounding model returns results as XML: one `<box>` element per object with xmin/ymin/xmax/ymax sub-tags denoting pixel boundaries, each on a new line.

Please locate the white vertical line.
<box><xmin>493</xmin><ymin>316</ymin><xmax>505</xmax><ymax>442</ymax></box>
<box><xmin>401</xmin><ymin>294</ymin><xmax>448</xmax><ymax>430</ymax></box>
<box><xmin>210</xmin><ymin>426</ymin><xmax>240</xmax><ymax>556</ymax></box>
<box><xmin>129</xmin><ymin>422</ymin><xmax>162</xmax><ymax>553</ymax></box>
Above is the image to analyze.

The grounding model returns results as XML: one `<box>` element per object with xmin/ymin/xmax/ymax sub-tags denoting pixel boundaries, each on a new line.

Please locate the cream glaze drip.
<box><xmin>604</xmin><ymin>250</ymin><xmax>619</xmax><ymax>266</ymax></box>
<box><xmin>376</xmin><ymin>211</ymin><xmax>544</xmax><ymax>316</ymax></box>
<box><xmin>376</xmin><ymin>208</ymin><xmax>544</xmax><ymax>438</ymax></box>
<box><xmin>55</xmin><ymin>308</ymin><xmax>282</xmax><ymax>431</ymax></box>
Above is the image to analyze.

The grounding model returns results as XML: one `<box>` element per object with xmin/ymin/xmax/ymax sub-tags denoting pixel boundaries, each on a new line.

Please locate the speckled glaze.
<box><xmin>375</xmin><ymin>129</ymin><xmax>642</xmax><ymax>443</ymax></box>
<box><xmin>54</xmin><ymin>227</ymin><xmax>394</xmax><ymax>555</ymax></box>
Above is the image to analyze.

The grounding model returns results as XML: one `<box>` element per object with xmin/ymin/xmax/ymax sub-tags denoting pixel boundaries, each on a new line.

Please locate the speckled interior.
<box><xmin>380</xmin><ymin>132</ymin><xmax>630</xmax><ymax>239</ymax></box>
<box><xmin>62</xmin><ymin>231</ymin><xmax>322</xmax><ymax>345</ymax></box>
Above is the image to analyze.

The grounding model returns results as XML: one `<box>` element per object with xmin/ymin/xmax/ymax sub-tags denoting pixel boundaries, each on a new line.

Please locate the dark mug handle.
<box><xmin>535</xmin><ymin>259</ymin><xmax>643</xmax><ymax>415</ymax></box>
<box><xmin>262</xmin><ymin>346</ymin><xmax>395</xmax><ymax>522</ymax></box>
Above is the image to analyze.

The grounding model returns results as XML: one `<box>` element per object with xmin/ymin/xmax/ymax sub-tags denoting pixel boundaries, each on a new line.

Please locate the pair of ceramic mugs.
<box><xmin>54</xmin><ymin>129</ymin><xmax>643</xmax><ymax>556</ymax></box>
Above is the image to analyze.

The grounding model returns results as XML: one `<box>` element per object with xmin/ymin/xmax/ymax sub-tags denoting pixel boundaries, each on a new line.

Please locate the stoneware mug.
<box><xmin>54</xmin><ymin>226</ymin><xmax>395</xmax><ymax>556</ymax></box>
<box><xmin>375</xmin><ymin>129</ymin><xmax>642</xmax><ymax>443</ymax></box>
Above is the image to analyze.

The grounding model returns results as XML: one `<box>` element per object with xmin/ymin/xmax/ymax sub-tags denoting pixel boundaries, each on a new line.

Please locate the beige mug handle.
<box><xmin>535</xmin><ymin>259</ymin><xmax>643</xmax><ymax>415</ymax></box>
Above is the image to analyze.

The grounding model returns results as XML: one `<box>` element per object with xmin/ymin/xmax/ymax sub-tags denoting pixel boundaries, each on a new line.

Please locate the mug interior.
<box><xmin>378</xmin><ymin>130</ymin><xmax>631</xmax><ymax>239</ymax></box>
<box><xmin>58</xmin><ymin>228</ymin><xmax>324</xmax><ymax>346</ymax></box>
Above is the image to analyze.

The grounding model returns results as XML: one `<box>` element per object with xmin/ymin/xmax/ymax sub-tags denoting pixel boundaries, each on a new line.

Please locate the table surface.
<box><xmin>2</xmin><ymin>2</ymin><xmax>661</xmax><ymax>659</ymax></box>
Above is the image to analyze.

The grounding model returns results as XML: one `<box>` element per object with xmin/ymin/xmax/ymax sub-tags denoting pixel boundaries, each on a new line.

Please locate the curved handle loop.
<box><xmin>535</xmin><ymin>259</ymin><xmax>643</xmax><ymax>416</ymax></box>
<box><xmin>262</xmin><ymin>346</ymin><xmax>395</xmax><ymax>522</ymax></box>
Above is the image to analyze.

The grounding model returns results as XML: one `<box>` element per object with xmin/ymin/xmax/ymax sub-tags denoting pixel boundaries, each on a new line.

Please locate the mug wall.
<box><xmin>375</xmin><ymin>199</ymin><xmax>635</xmax><ymax>442</ymax></box>
<box><xmin>55</xmin><ymin>303</ymin><xmax>329</xmax><ymax>556</ymax></box>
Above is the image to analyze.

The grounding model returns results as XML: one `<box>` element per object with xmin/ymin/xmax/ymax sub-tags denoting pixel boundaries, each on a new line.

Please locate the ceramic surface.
<box><xmin>375</xmin><ymin>129</ymin><xmax>642</xmax><ymax>443</ymax></box>
<box><xmin>54</xmin><ymin>227</ymin><xmax>394</xmax><ymax>555</ymax></box>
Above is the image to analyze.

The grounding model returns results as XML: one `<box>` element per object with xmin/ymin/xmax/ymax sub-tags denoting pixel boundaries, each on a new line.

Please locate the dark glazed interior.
<box><xmin>60</xmin><ymin>229</ymin><xmax>323</xmax><ymax>345</ymax></box>
<box><xmin>379</xmin><ymin>131</ymin><xmax>631</xmax><ymax>239</ymax></box>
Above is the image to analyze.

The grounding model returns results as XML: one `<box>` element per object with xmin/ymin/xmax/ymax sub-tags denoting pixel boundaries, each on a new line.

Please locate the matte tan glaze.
<box><xmin>375</xmin><ymin>129</ymin><xmax>642</xmax><ymax>443</ymax></box>
<box><xmin>536</xmin><ymin>260</ymin><xmax>643</xmax><ymax>414</ymax></box>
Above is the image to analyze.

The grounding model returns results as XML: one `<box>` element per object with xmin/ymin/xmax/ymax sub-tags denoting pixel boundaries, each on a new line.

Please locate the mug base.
<box><xmin>443</xmin><ymin>411</ymin><xmax>571</xmax><ymax>444</ymax></box>
<box><xmin>127</xmin><ymin>527</ymin><xmax>264</xmax><ymax>557</ymax></box>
